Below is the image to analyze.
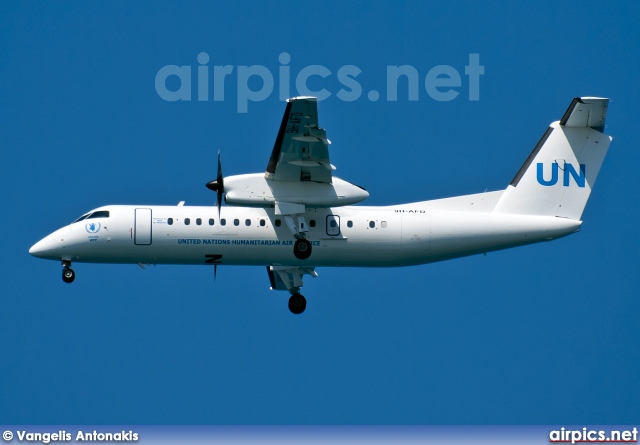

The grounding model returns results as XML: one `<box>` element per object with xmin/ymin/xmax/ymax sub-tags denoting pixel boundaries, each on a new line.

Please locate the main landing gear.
<box><xmin>267</xmin><ymin>266</ymin><xmax>315</xmax><ymax>315</ymax></box>
<box><xmin>288</xmin><ymin>292</ymin><xmax>307</xmax><ymax>315</ymax></box>
<box><xmin>279</xmin><ymin>210</ymin><xmax>313</xmax><ymax>260</ymax></box>
<box><xmin>62</xmin><ymin>260</ymin><xmax>75</xmax><ymax>283</ymax></box>
<box><xmin>293</xmin><ymin>238</ymin><xmax>312</xmax><ymax>260</ymax></box>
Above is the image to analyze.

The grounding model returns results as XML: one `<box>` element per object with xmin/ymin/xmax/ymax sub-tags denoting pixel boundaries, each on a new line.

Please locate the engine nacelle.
<box><xmin>223</xmin><ymin>173</ymin><xmax>369</xmax><ymax>208</ymax></box>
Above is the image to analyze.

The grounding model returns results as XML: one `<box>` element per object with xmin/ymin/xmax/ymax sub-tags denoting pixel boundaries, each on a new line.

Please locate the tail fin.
<box><xmin>494</xmin><ymin>97</ymin><xmax>612</xmax><ymax>220</ymax></box>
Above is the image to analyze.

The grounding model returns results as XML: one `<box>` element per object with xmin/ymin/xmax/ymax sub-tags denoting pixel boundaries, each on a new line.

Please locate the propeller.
<box><xmin>206</xmin><ymin>152</ymin><xmax>224</xmax><ymax>284</ymax></box>
<box><xmin>206</xmin><ymin>151</ymin><xmax>224</xmax><ymax>217</ymax></box>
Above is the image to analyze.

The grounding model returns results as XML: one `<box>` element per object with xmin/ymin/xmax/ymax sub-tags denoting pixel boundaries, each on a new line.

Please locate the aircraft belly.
<box><xmin>425</xmin><ymin>213</ymin><xmax>580</xmax><ymax>260</ymax></box>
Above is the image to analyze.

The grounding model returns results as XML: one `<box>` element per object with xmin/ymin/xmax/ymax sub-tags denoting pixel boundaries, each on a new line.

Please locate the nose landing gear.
<box><xmin>62</xmin><ymin>260</ymin><xmax>75</xmax><ymax>283</ymax></box>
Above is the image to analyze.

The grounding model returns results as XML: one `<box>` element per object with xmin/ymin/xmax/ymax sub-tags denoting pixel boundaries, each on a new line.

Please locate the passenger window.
<box><xmin>275</xmin><ymin>219</ymin><xmax>281</xmax><ymax>227</ymax></box>
<box><xmin>369</xmin><ymin>221</ymin><xmax>375</xmax><ymax>228</ymax></box>
<box><xmin>309</xmin><ymin>219</ymin><xmax>316</xmax><ymax>228</ymax></box>
<box><xmin>330</xmin><ymin>220</ymin><xmax>337</xmax><ymax>228</ymax></box>
<box><xmin>260</xmin><ymin>219</ymin><xmax>266</xmax><ymax>227</ymax></box>
<box><xmin>221</xmin><ymin>218</ymin><xmax>226</xmax><ymax>226</ymax></box>
<box><xmin>209</xmin><ymin>218</ymin><xmax>214</xmax><ymax>226</ymax></box>
<box><xmin>196</xmin><ymin>218</ymin><xmax>202</xmax><ymax>225</ymax></box>
<box><xmin>234</xmin><ymin>219</ymin><xmax>239</xmax><ymax>226</ymax></box>
<box><xmin>381</xmin><ymin>221</ymin><xmax>387</xmax><ymax>228</ymax></box>
<box><xmin>168</xmin><ymin>218</ymin><xmax>173</xmax><ymax>225</ymax></box>
<box><xmin>347</xmin><ymin>221</ymin><xmax>353</xmax><ymax>228</ymax></box>
<box><xmin>245</xmin><ymin>219</ymin><xmax>251</xmax><ymax>226</ymax></box>
<box><xmin>185</xmin><ymin>218</ymin><xmax>190</xmax><ymax>225</ymax></box>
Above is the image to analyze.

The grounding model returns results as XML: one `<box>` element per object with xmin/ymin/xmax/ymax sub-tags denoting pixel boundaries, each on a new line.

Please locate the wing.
<box><xmin>265</xmin><ymin>96</ymin><xmax>335</xmax><ymax>183</ymax></box>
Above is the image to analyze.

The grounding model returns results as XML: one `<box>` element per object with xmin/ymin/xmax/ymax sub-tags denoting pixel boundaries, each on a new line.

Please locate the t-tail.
<box><xmin>494</xmin><ymin>97</ymin><xmax>612</xmax><ymax>220</ymax></box>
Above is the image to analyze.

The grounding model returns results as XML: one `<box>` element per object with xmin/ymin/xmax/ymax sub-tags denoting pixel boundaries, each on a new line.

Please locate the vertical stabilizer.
<box><xmin>494</xmin><ymin>97</ymin><xmax>612</xmax><ymax>220</ymax></box>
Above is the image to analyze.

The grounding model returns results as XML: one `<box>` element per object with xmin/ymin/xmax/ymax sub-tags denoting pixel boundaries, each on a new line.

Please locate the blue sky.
<box><xmin>1</xmin><ymin>1</ymin><xmax>639</xmax><ymax>424</ymax></box>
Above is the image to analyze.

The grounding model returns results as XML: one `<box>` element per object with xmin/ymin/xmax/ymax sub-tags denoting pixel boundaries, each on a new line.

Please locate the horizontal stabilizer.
<box><xmin>559</xmin><ymin>97</ymin><xmax>608</xmax><ymax>132</ymax></box>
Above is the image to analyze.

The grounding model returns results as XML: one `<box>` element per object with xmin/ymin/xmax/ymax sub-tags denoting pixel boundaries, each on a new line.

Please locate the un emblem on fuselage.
<box><xmin>86</xmin><ymin>222</ymin><xmax>101</xmax><ymax>233</ymax></box>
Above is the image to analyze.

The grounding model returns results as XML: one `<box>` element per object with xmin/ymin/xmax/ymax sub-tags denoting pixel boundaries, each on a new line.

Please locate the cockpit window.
<box><xmin>73</xmin><ymin>214</ymin><xmax>90</xmax><ymax>223</ymax></box>
<box><xmin>86</xmin><ymin>211</ymin><xmax>110</xmax><ymax>219</ymax></box>
<box><xmin>74</xmin><ymin>211</ymin><xmax>110</xmax><ymax>223</ymax></box>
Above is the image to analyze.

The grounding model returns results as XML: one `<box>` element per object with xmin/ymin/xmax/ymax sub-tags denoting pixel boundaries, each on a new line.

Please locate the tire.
<box><xmin>62</xmin><ymin>268</ymin><xmax>75</xmax><ymax>284</ymax></box>
<box><xmin>293</xmin><ymin>239</ymin><xmax>312</xmax><ymax>260</ymax></box>
<box><xmin>288</xmin><ymin>294</ymin><xmax>307</xmax><ymax>314</ymax></box>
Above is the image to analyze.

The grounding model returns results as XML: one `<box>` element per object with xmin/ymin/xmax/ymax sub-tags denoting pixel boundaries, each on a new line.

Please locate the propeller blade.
<box><xmin>216</xmin><ymin>151</ymin><xmax>223</xmax><ymax>218</ymax></box>
<box><xmin>216</xmin><ymin>151</ymin><xmax>223</xmax><ymax>183</ymax></box>
<box><xmin>205</xmin><ymin>151</ymin><xmax>224</xmax><ymax>218</ymax></box>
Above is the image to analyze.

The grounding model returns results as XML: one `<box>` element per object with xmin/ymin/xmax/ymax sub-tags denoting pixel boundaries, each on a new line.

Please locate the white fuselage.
<box><xmin>29</xmin><ymin>192</ymin><xmax>582</xmax><ymax>268</ymax></box>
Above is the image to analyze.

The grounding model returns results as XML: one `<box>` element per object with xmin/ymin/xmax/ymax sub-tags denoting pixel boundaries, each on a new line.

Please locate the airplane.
<box><xmin>29</xmin><ymin>96</ymin><xmax>612</xmax><ymax>314</ymax></box>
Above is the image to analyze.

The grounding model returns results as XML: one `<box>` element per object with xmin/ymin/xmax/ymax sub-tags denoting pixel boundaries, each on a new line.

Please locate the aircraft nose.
<box><xmin>29</xmin><ymin>238</ymin><xmax>50</xmax><ymax>258</ymax></box>
<box><xmin>29</xmin><ymin>232</ymin><xmax>64</xmax><ymax>259</ymax></box>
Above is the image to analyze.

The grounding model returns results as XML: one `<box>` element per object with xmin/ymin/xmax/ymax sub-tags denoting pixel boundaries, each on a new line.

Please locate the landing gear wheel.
<box><xmin>293</xmin><ymin>239</ymin><xmax>312</xmax><ymax>260</ymax></box>
<box><xmin>288</xmin><ymin>294</ymin><xmax>307</xmax><ymax>314</ymax></box>
<box><xmin>62</xmin><ymin>268</ymin><xmax>75</xmax><ymax>283</ymax></box>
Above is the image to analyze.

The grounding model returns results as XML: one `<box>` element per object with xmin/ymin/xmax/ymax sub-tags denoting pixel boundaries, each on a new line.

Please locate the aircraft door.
<box><xmin>326</xmin><ymin>215</ymin><xmax>340</xmax><ymax>236</ymax></box>
<box><xmin>134</xmin><ymin>208</ymin><xmax>152</xmax><ymax>245</ymax></box>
